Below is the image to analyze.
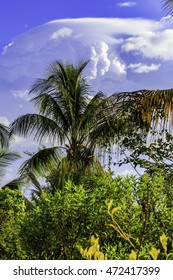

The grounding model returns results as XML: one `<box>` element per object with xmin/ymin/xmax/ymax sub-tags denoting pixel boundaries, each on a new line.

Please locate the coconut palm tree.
<box><xmin>162</xmin><ymin>0</ymin><xmax>173</xmax><ymax>16</ymax></box>
<box><xmin>10</xmin><ymin>60</ymin><xmax>173</xmax><ymax>189</ymax></box>
<box><xmin>10</xmin><ymin>61</ymin><xmax>131</xmax><ymax>186</ymax></box>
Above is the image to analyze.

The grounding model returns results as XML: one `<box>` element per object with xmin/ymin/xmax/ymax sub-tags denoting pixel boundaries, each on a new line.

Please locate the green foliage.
<box><xmin>20</xmin><ymin>181</ymin><xmax>89</xmax><ymax>259</ymax></box>
<box><xmin>0</xmin><ymin>169</ymin><xmax>173</xmax><ymax>260</ymax></box>
<box><xmin>0</xmin><ymin>150</ymin><xmax>21</xmax><ymax>180</ymax></box>
<box><xmin>0</xmin><ymin>122</ymin><xmax>10</xmax><ymax>149</ymax></box>
<box><xmin>104</xmin><ymin>172</ymin><xmax>173</xmax><ymax>259</ymax></box>
<box><xmin>0</xmin><ymin>188</ymin><xmax>26</xmax><ymax>259</ymax></box>
<box><xmin>118</xmin><ymin>129</ymin><xmax>173</xmax><ymax>176</ymax></box>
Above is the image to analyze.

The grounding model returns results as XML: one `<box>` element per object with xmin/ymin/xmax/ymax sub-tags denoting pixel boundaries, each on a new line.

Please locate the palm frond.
<box><xmin>29</xmin><ymin>60</ymin><xmax>91</xmax><ymax>133</ymax></box>
<box><xmin>84</xmin><ymin>88</ymin><xmax>173</xmax><ymax>150</ymax></box>
<box><xmin>31</xmin><ymin>93</ymin><xmax>69</xmax><ymax>130</ymax></box>
<box><xmin>27</xmin><ymin>171</ymin><xmax>43</xmax><ymax>191</ymax></box>
<box><xmin>10</xmin><ymin>114</ymin><xmax>69</xmax><ymax>144</ymax></box>
<box><xmin>77</xmin><ymin>91</ymin><xmax>107</xmax><ymax>143</ymax></box>
<box><xmin>84</xmin><ymin>92</ymin><xmax>130</xmax><ymax>147</ymax></box>
<box><xmin>52</xmin><ymin>60</ymin><xmax>91</xmax><ymax>126</ymax></box>
<box><xmin>0</xmin><ymin>150</ymin><xmax>21</xmax><ymax>178</ymax></box>
<box><xmin>124</xmin><ymin>88</ymin><xmax>173</xmax><ymax>129</ymax></box>
<box><xmin>1</xmin><ymin>176</ymin><xmax>25</xmax><ymax>190</ymax></box>
<box><xmin>24</xmin><ymin>171</ymin><xmax>45</xmax><ymax>198</ymax></box>
<box><xmin>0</xmin><ymin>123</ymin><xmax>10</xmax><ymax>149</ymax></box>
<box><xmin>19</xmin><ymin>146</ymin><xmax>63</xmax><ymax>176</ymax></box>
<box><xmin>29</xmin><ymin>78</ymin><xmax>54</xmax><ymax>95</ymax></box>
<box><xmin>162</xmin><ymin>0</ymin><xmax>173</xmax><ymax>16</ymax></box>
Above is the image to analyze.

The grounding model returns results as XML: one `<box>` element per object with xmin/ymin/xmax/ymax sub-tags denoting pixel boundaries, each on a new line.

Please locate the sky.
<box><xmin>0</xmin><ymin>0</ymin><xmax>172</xmax><ymax>183</ymax></box>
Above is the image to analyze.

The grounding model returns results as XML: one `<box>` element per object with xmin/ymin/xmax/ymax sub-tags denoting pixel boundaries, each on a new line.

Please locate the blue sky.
<box><xmin>0</xmin><ymin>0</ymin><xmax>172</xmax><ymax>183</ymax></box>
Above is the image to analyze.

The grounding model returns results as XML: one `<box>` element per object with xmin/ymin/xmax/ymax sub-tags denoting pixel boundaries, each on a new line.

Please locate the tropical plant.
<box><xmin>10</xmin><ymin>60</ymin><xmax>173</xmax><ymax>190</ymax></box>
<box><xmin>118</xmin><ymin>128</ymin><xmax>173</xmax><ymax>177</ymax></box>
<box><xmin>0</xmin><ymin>122</ymin><xmax>23</xmax><ymax>190</ymax></box>
<box><xmin>9</xmin><ymin>60</ymin><xmax>131</xmax><ymax>188</ymax></box>
<box><xmin>0</xmin><ymin>122</ymin><xmax>10</xmax><ymax>149</ymax></box>
<box><xmin>0</xmin><ymin>188</ymin><xmax>26</xmax><ymax>259</ymax></box>
<box><xmin>0</xmin><ymin>150</ymin><xmax>21</xmax><ymax>181</ymax></box>
<box><xmin>0</xmin><ymin>170</ymin><xmax>173</xmax><ymax>259</ymax></box>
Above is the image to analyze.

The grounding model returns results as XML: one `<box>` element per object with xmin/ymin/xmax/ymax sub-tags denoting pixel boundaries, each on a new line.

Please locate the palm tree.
<box><xmin>10</xmin><ymin>61</ymin><xmax>129</xmax><ymax>186</ymax></box>
<box><xmin>162</xmin><ymin>0</ymin><xmax>173</xmax><ymax>16</ymax></box>
<box><xmin>10</xmin><ymin>60</ymin><xmax>173</xmax><ymax>189</ymax></box>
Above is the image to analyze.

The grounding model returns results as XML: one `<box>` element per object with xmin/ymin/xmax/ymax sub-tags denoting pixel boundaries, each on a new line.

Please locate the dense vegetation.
<box><xmin>1</xmin><ymin>60</ymin><xmax>173</xmax><ymax>259</ymax></box>
<box><xmin>1</xmin><ymin>170</ymin><xmax>173</xmax><ymax>260</ymax></box>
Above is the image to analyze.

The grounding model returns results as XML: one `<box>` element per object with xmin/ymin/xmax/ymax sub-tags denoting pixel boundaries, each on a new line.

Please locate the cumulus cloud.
<box><xmin>117</xmin><ymin>2</ymin><xmax>137</xmax><ymax>8</ymax></box>
<box><xmin>122</xmin><ymin>29</ymin><xmax>173</xmax><ymax>60</ymax></box>
<box><xmin>128</xmin><ymin>63</ymin><xmax>161</xmax><ymax>73</ymax></box>
<box><xmin>112</xmin><ymin>56</ymin><xmax>126</xmax><ymax>75</ymax></box>
<box><xmin>88</xmin><ymin>41</ymin><xmax>111</xmax><ymax>79</ymax></box>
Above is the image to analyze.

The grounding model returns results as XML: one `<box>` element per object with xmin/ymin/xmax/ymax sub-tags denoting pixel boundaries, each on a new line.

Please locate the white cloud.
<box><xmin>112</xmin><ymin>56</ymin><xmax>126</xmax><ymax>75</ymax></box>
<box><xmin>0</xmin><ymin>116</ymin><xmax>10</xmax><ymax>126</ymax></box>
<box><xmin>117</xmin><ymin>2</ymin><xmax>137</xmax><ymax>8</ymax></box>
<box><xmin>51</xmin><ymin>27</ymin><xmax>73</xmax><ymax>40</ymax></box>
<box><xmin>122</xmin><ymin>29</ymin><xmax>173</xmax><ymax>60</ymax></box>
<box><xmin>128</xmin><ymin>63</ymin><xmax>161</xmax><ymax>73</ymax></box>
<box><xmin>88</xmin><ymin>41</ymin><xmax>111</xmax><ymax>79</ymax></box>
<box><xmin>1</xmin><ymin>17</ymin><xmax>173</xmax><ymax>98</ymax></box>
<box><xmin>12</xmin><ymin>90</ymin><xmax>30</xmax><ymax>101</ymax></box>
<box><xmin>88</xmin><ymin>45</ymin><xmax>99</xmax><ymax>79</ymax></box>
<box><xmin>96</xmin><ymin>41</ymin><xmax>110</xmax><ymax>76</ymax></box>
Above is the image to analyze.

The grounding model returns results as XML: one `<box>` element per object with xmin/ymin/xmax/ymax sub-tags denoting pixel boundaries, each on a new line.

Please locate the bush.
<box><xmin>1</xmin><ymin>171</ymin><xmax>173</xmax><ymax>259</ymax></box>
<box><xmin>0</xmin><ymin>188</ymin><xmax>26</xmax><ymax>259</ymax></box>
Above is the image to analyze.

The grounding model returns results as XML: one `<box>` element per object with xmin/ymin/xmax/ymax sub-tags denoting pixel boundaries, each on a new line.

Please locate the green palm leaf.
<box><xmin>24</xmin><ymin>171</ymin><xmax>44</xmax><ymax>198</ymax></box>
<box><xmin>31</xmin><ymin>93</ymin><xmax>69</xmax><ymax>130</ymax></box>
<box><xmin>10</xmin><ymin>114</ymin><xmax>69</xmax><ymax>144</ymax></box>
<box><xmin>0</xmin><ymin>123</ymin><xmax>10</xmax><ymax>149</ymax></box>
<box><xmin>19</xmin><ymin>146</ymin><xmax>63</xmax><ymax>176</ymax></box>
<box><xmin>1</xmin><ymin>176</ymin><xmax>25</xmax><ymax>190</ymax></box>
<box><xmin>0</xmin><ymin>150</ymin><xmax>21</xmax><ymax>179</ymax></box>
